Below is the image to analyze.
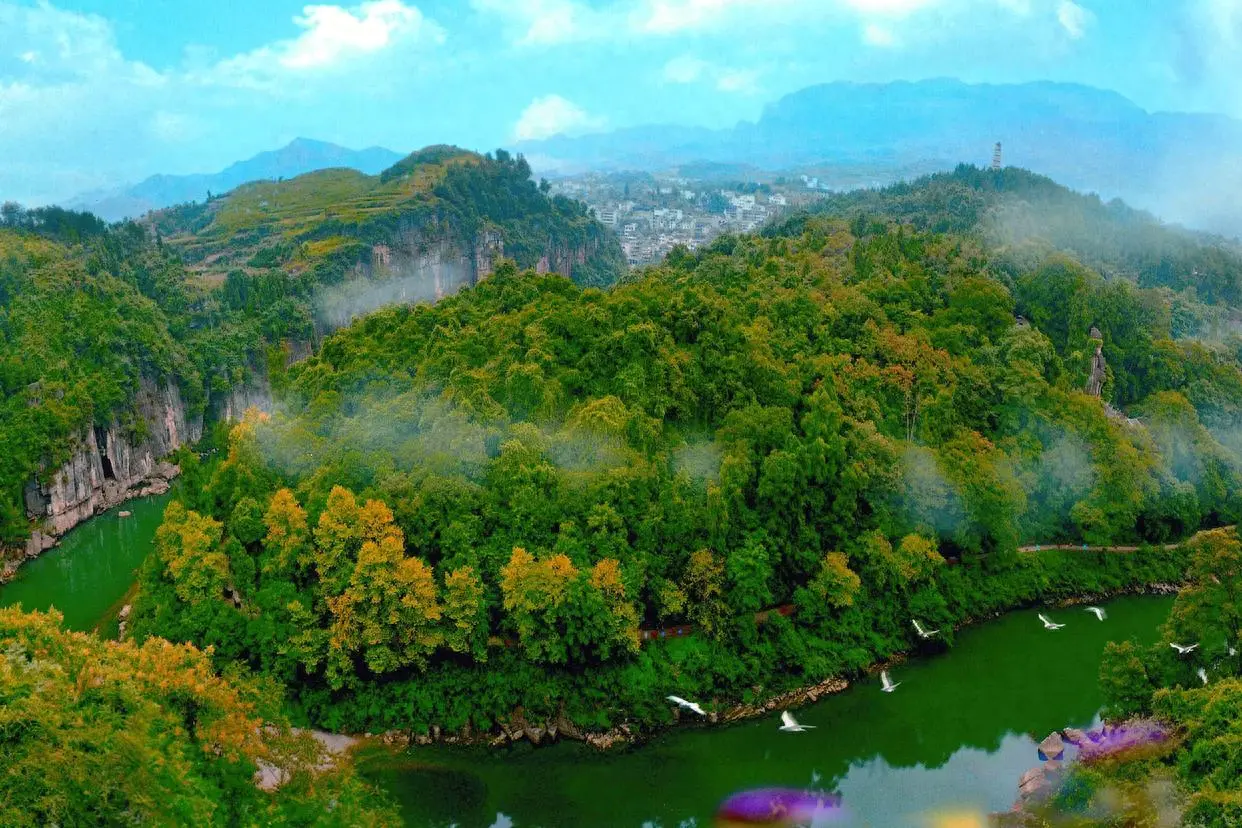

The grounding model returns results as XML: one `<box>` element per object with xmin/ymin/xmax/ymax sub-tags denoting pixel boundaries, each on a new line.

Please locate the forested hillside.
<box><xmin>0</xmin><ymin>149</ymin><xmax>623</xmax><ymax>555</ymax></box>
<box><xmin>128</xmin><ymin>169</ymin><xmax>1242</xmax><ymax>737</ymax></box>
<box><xmin>0</xmin><ymin>607</ymin><xmax>398</xmax><ymax>826</ymax></box>
<box><xmin>779</xmin><ymin>165</ymin><xmax>1242</xmax><ymax>310</ymax></box>
<box><xmin>0</xmin><ymin>212</ymin><xmax>218</xmax><ymax>547</ymax></box>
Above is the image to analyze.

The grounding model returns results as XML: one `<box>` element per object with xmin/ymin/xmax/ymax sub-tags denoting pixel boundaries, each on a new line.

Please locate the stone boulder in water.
<box><xmin>1038</xmin><ymin>731</ymin><xmax>1065</xmax><ymax>760</ymax></box>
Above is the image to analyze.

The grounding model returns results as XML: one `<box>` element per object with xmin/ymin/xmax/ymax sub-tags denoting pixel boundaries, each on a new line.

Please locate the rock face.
<box><xmin>23</xmin><ymin>378</ymin><xmax>202</xmax><ymax>555</ymax></box>
<box><xmin>1085</xmin><ymin>345</ymin><xmax>1107</xmax><ymax>396</ymax></box>
<box><xmin>1038</xmin><ymin>731</ymin><xmax>1066</xmax><ymax>760</ymax></box>
<box><xmin>219</xmin><ymin>378</ymin><xmax>275</xmax><ymax>423</ymax></box>
<box><xmin>321</xmin><ymin>227</ymin><xmax>607</xmax><ymax>331</ymax></box>
<box><xmin>371</xmin><ymin>227</ymin><xmax>506</xmax><ymax>295</ymax></box>
<box><xmin>1085</xmin><ymin>327</ymin><xmax>1107</xmax><ymax>397</ymax></box>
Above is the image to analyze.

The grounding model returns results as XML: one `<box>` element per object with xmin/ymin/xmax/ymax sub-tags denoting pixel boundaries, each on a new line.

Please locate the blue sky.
<box><xmin>3</xmin><ymin>0</ymin><xmax>1241</xmax><ymax>204</ymax></box>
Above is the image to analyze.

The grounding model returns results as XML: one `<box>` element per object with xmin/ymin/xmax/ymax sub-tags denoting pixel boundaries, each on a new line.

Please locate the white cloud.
<box><xmin>283</xmin><ymin>1</ymin><xmax>438</xmax><ymax>68</ymax></box>
<box><xmin>0</xmin><ymin>0</ymin><xmax>448</xmax><ymax>204</ymax></box>
<box><xmin>863</xmin><ymin>22</ymin><xmax>898</xmax><ymax>46</ymax></box>
<box><xmin>661</xmin><ymin>55</ymin><xmax>762</xmax><ymax>93</ymax></box>
<box><xmin>513</xmin><ymin>94</ymin><xmax>605</xmax><ymax>141</ymax></box>
<box><xmin>662</xmin><ymin>55</ymin><xmax>710</xmax><ymax>83</ymax></box>
<box><xmin>845</xmin><ymin>0</ymin><xmax>934</xmax><ymax>14</ymax></box>
<box><xmin>476</xmin><ymin>0</ymin><xmax>1113</xmax><ymax>45</ymax></box>
<box><xmin>639</xmin><ymin>0</ymin><xmax>751</xmax><ymax>34</ymax></box>
<box><xmin>149</xmin><ymin>111</ymin><xmax>202</xmax><ymax>143</ymax></box>
<box><xmin>1056</xmin><ymin>0</ymin><xmax>1090</xmax><ymax>38</ymax></box>
<box><xmin>209</xmin><ymin>1</ymin><xmax>443</xmax><ymax>87</ymax></box>
<box><xmin>471</xmin><ymin>0</ymin><xmax>604</xmax><ymax>45</ymax></box>
<box><xmin>715</xmin><ymin>68</ymin><xmax>760</xmax><ymax>93</ymax></box>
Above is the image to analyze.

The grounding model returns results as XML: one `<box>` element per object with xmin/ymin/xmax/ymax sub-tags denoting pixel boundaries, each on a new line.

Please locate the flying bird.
<box><xmin>880</xmin><ymin>670</ymin><xmax>901</xmax><ymax>693</ymax></box>
<box><xmin>1197</xmin><ymin>668</ymin><xmax>1209</xmax><ymax>686</ymax></box>
<box><xmin>1085</xmin><ymin>606</ymin><xmax>1107</xmax><ymax>621</ymax></box>
<box><xmin>1170</xmin><ymin>643</ymin><xmax>1200</xmax><ymax>655</ymax></box>
<box><xmin>666</xmin><ymin>695</ymin><xmax>706</xmax><ymax>716</ymax></box>
<box><xmin>912</xmin><ymin>619</ymin><xmax>940</xmax><ymax>639</ymax></box>
<box><xmin>1230</xmin><ymin>646</ymin><xmax>1238</xmax><ymax>657</ymax></box>
<box><xmin>779</xmin><ymin>711</ymin><xmax>816</xmax><ymax>732</ymax></box>
<box><xmin>1038</xmin><ymin>613</ymin><xmax>1065</xmax><ymax>630</ymax></box>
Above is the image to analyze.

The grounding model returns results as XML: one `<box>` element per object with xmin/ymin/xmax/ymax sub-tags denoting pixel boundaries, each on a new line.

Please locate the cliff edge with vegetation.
<box><xmin>0</xmin><ymin>148</ymin><xmax>623</xmax><ymax>564</ymax></box>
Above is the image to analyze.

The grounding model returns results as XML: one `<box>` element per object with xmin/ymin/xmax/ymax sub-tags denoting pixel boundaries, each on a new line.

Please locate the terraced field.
<box><xmin>154</xmin><ymin>150</ymin><xmax>480</xmax><ymax>282</ymax></box>
<box><xmin>145</xmin><ymin>145</ymin><xmax>624</xmax><ymax>293</ymax></box>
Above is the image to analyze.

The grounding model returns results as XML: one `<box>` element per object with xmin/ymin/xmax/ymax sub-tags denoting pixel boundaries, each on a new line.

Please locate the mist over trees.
<box><xmin>0</xmin><ymin>147</ymin><xmax>624</xmax><ymax>548</ymax></box>
<box><xmin>126</xmin><ymin>170</ymin><xmax>1242</xmax><ymax>734</ymax></box>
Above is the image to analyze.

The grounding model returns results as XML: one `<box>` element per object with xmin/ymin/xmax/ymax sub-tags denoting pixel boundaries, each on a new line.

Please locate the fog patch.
<box><xmin>895</xmin><ymin>444</ymin><xmax>966</xmax><ymax>536</ymax></box>
<box><xmin>315</xmin><ymin>258</ymin><xmax>472</xmax><ymax>330</ymax></box>
<box><xmin>546</xmin><ymin>428</ymin><xmax>629</xmax><ymax>475</ymax></box>
<box><xmin>253</xmin><ymin>388</ymin><xmax>496</xmax><ymax>483</ymax></box>
<box><xmin>673</xmin><ymin>440</ymin><xmax>723</xmax><ymax>486</ymax></box>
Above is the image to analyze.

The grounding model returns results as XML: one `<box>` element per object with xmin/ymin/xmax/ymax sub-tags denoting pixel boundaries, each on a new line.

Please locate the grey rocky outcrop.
<box><xmin>22</xmin><ymin>378</ymin><xmax>202</xmax><ymax>557</ymax></box>
<box><xmin>1085</xmin><ymin>344</ymin><xmax>1107</xmax><ymax>397</ymax></box>
<box><xmin>1038</xmin><ymin>731</ymin><xmax>1065</xmax><ymax>760</ymax></box>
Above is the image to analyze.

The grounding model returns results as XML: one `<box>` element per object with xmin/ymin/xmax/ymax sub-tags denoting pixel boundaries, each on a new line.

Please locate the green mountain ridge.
<box><xmin>152</xmin><ymin>145</ymin><xmax>624</xmax><ymax>295</ymax></box>
<box><xmin>64</xmin><ymin>137</ymin><xmax>406</xmax><ymax>223</ymax></box>
<box><xmin>0</xmin><ymin>146</ymin><xmax>624</xmax><ymax>552</ymax></box>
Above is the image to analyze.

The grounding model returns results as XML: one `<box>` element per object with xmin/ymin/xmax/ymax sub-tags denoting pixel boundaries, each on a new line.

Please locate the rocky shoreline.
<box><xmin>336</xmin><ymin>582</ymin><xmax>1183</xmax><ymax>756</ymax></box>
<box><xmin>994</xmin><ymin>719</ymin><xmax>1176</xmax><ymax>824</ymax></box>
<box><xmin>1</xmin><ymin>462</ymin><xmax>180</xmax><ymax>584</ymax></box>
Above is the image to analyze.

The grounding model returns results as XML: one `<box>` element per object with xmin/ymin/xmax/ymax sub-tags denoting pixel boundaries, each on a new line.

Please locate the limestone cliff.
<box><xmin>1085</xmin><ymin>327</ymin><xmax>1107</xmax><ymax>397</ymax></box>
<box><xmin>316</xmin><ymin>228</ymin><xmax>510</xmax><ymax>330</ymax></box>
<box><xmin>22</xmin><ymin>379</ymin><xmax>203</xmax><ymax>557</ymax></box>
<box><xmin>217</xmin><ymin>377</ymin><xmax>276</xmax><ymax>423</ymax></box>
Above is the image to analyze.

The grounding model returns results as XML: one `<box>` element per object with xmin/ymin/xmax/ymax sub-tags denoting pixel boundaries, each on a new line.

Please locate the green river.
<box><xmin>0</xmin><ymin>493</ymin><xmax>172</xmax><ymax>635</ymax></box>
<box><xmin>0</xmin><ymin>504</ymin><xmax>1174</xmax><ymax>827</ymax></box>
<box><xmin>359</xmin><ymin>595</ymin><xmax>1173</xmax><ymax>828</ymax></box>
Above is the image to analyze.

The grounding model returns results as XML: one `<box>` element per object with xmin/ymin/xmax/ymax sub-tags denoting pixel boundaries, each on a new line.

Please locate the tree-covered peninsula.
<box><xmin>127</xmin><ymin>168</ymin><xmax>1242</xmax><ymax>742</ymax></box>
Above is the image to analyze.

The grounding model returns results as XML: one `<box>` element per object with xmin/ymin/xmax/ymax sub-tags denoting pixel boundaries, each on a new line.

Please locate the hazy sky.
<box><xmin>3</xmin><ymin>0</ymin><xmax>1242</xmax><ymax>204</ymax></box>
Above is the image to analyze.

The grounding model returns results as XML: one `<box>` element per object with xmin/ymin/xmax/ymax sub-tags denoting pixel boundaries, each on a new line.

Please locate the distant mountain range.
<box><xmin>67</xmin><ymin>138</ymin><xmax>404</xmax><ymax>221</ymax></box>
<box><xmin>514</xmin><ymin>79</ymin><xmax>1242</xmax><ymax>237</ymax></box>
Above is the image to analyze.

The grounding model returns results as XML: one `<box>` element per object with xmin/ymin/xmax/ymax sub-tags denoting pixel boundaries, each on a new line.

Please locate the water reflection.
<box><xmin>361</xmin><ymin>596</ymin><xmax>1173</xmax><ymax>827</ymax></box>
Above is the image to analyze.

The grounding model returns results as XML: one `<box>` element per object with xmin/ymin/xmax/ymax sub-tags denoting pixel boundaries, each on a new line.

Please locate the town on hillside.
<box><xmin>549</xmin><ymin>170</ymin><xmax>887</xmax><ymax>266</ymax></box>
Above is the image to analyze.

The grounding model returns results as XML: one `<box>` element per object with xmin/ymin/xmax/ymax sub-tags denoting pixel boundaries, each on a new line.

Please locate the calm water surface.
<box><xmin>0</xmin><ymin>493</ymin><xmax>172</xmax><ymax>633</ymax></box>
<box><xmin>360</xmin><ymin>595</ymin><xmax>1174</xmax><ymax>828</ymax></box>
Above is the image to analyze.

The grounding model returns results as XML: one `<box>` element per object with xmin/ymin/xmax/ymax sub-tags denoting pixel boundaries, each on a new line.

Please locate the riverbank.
<box><xmin>355</xmin><ymin>594</ymin><xmax>1179</xmax><ymax>827</ymax></box>
<box><xmin>337</xmin><ymin>580</ymin><xmax>1188</xmax><ymax>756</ymax></box>
<box><xmin>0</xmin><ymin>493</ymin><xmax>174</xmax><ymax>631</ymax></box>
<box><xmin>1</xmin><ymin>462</ymin><xmax>180</xmax><ymax>585</ymax></box>
<box><xmin>994</xmin><ymin>719</ymin><xmax>1181</xmax><ymax>825</ymax></box>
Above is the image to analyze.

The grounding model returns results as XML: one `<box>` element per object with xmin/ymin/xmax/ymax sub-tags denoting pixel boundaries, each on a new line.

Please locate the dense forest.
<box><xmin>0</xmin><ymin>607</ymin><xmax>398</xmax><ymax>826</ymax></box>
<box><xmin>126</xmin><ymin>169</ymin><xmax>1242</xmax><ymax>743</ymax></box>
<box><xmin>9</xmin><ymin>164</ymin><xmax>1242</xmax><ymax>823</ymax></box>
<box><xmin>0</xmin><ymin>149</ymin><xmax>623</xmax><ymax>551</ymax></box>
